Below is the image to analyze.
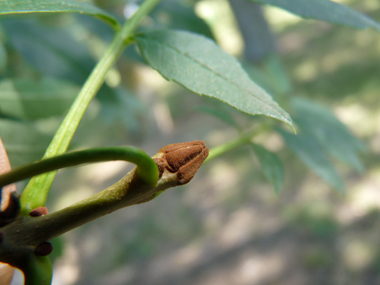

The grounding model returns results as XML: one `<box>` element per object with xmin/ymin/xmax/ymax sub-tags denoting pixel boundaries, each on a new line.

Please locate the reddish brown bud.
<box><xmin>29</xmin><ymin>207</ymin><xmax>48</xmax><ymax>217</ymax></box>
<box><xmin>155</xmin><ymin>140</ymin><xmax>209</xmax><ymax>185</ymax></box>
<box><xmin>34</xmin><ymin>242</ymin><xmax>53</xmax><ymax>256</ymax></box>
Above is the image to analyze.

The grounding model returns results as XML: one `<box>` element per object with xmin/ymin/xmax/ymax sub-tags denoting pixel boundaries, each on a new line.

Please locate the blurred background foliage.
<box><xmin>2</xmin><ymin>0</ymin><xmax>380</xmax><ymax>284</ymax></box>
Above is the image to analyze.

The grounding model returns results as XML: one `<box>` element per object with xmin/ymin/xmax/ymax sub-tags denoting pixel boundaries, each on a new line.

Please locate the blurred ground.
<box><xmin>11</xmin><ymin>0</ymin><xmax>380</xmax><ymax>284</ymax></box>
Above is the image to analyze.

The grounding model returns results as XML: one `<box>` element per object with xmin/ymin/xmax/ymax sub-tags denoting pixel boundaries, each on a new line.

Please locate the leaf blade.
<box><xmin>279</xmin><ymin>129</ymin><xmax>345</xmax><ymax>192</ymax></box>
<box><xmin>252</xmin><ymin>143</ymin><xmax>284</xmax><ymax>194</ymax></box>
<box><xmin>0</xmin><ymin>119</ymin><xmax>52</xmax><ymax>168</ymax></box>
<box><xmin>292</xmin><ymin>98</ymin><xmax>365</xmax><ymax>173</ymax></box>
<box><xmin>135</xmin><ymin>30</ymin><xmax>294</xmax><ymax>129</ymax></box>
<box><xmin>3</xmin><ymin>19</ymin><xmax>96</xmax><ymax>83</ymax></box>
<box><xmin>251</xmin><ymin>0</ymin><xmax>380</xmax><ymax>31</ymax></box>
<box><xmin>0</xmin><ymin>0</ymin><xmax>119</xmax><ymax>28</ymax></box>
<box><xmin>0</xmin><ymin>77</ymin><xmax>80</xmax><ymax>120</ymax></box>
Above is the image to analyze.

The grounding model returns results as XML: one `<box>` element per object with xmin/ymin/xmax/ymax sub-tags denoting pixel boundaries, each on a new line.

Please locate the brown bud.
<box><xmin>29</xmin><ymin>207</ymin><xmax>48</xmax><ymax>217</ymax></box>
<box><xmin>34</xmin><ymin>242</ymin><xmax>53</xmax><ymax>256</ymax></box>
<box><xmin>155</xmin><ymin>140</ymin><xmax>209</xmax><ymax>185</ymax></box>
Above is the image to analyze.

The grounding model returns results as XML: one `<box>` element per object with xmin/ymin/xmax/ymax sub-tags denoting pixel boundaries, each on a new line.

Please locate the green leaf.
<box><xmin>0</xmin><ymin>0</ymin><xmax>119</xmax><ymax>29</ymax></box>
<box><xmin>251</xmin><ymin>0</ymin><xmax>380</xmax><ymax>31</ymax></box>
<box><xmin>251</xmin><ymin>143</ymin><xmax>284</xmax><ymax>194</ymax></box>
<box><xmin>244</xmin><ymin>54</ymin><xmax>292</xmax><ymax>97</ymax></box>
<box><xmin>3</xmin><ymin>19</ymin><xmax>95</xmax><ymax>83</ymax></box>
<box><xmin>97</xmin><ymin>87</ymin><xmax>146</xmax><ymax>132</ymax></box>
<box><xmin>279</xmin><ymin>129</ymin><xmax>345</xmax><ymax>192</ymax></box>
<box><xmin>0</xmin><ymin>41</ymin><xmax>7</xmax><ymax>73</ymax></box>
<box><xmin>135</xmin><ymin>30</ymin><xmax>294</xmax><ymax>129</ymax></box>
<box><xmin>197</xmin><ymin>105</ymin><xmax>239</xmax><ymax>129</ymax></box>
<box><xmin>0</xmin><ymin>119</ymin><xmax>52</xmax><ymax>167</ymax></box>
<box><xmin>150</xmin><ymin>1</ymin><xmax>214</xmax><ymax>39</ymax></box>
<box><xmin>0</xmin><ymin>77</ymin><xmax>80</xmax><ymax>120</ymax></box>
<box><xmin>292</xmin><ymin>98</ymin><xmax>365</xmax><ymax>173</ymax></box>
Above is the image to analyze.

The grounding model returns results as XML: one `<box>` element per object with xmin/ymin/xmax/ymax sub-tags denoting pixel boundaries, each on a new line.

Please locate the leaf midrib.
<box><xmin>138</xmin><ymin>36</ymin><xmax>290</xmax><ymax>122</ymax></box>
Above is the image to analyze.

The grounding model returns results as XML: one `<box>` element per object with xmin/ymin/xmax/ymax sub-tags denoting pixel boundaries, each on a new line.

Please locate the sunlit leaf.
<box><xmin>135</xmin><ymin>30</ymin><xmax>294</xmax><ymax>129</ymax></box>
<box><xmin>251</xmin><ymin>0</ymin><xmax>380</xmax><ymax>31</ymax></box>
<box><xmin>252</xmin><ymin>143</ymin><xmax>284</xmax><ymax>194</ymax></box>
<box><xmin>0</xmin><ymin>0</ymin><xmax>119</xmax><ymax>29</ymax></box>
<box><xmin>292</xmin><ymin>98</ymin><xmax>365</xmax><ymax>173</ymax></box>
<box><xmin>0</xmin><ymin>77</ymin><xmax>80</xmax><ymax>120</ymax></box>
<box><xmin>279</xmin><ymin>129</ymin><xmax>345</xmax><ymax>192</ymax></box>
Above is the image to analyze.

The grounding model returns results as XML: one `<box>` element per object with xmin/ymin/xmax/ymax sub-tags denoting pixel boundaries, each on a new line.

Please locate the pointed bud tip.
<box><xmin>156</xmin><ymin>140</ymin><xmax>209</xmax><ymax>185</ymax></box>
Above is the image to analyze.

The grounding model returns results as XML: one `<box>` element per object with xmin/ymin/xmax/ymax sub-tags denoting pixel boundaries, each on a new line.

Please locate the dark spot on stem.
<box><xmin>34</xmin><ymin>242</ymin><xmax>53</xmax><ymax>256</ymax></box>
<box><xmin>29</xmin><ymin>207</ymin><xmax>48</xmax><ymax>217</ymax></box>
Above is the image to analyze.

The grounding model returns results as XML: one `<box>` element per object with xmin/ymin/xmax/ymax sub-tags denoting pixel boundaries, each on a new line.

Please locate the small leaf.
<box><xmin>135</xmin><ymin>30</ymin><xmax>294</xmax><ymax>130</ymax></box>
<box><xmin>279</xmin><ymin>129</ymin><xmax>345</xmax><ymax>192</ymax></box>
<box><xmin>0</xmin><ymin>0</ymin><xmax>119</xmax><ymax>29</ymax></box>
<box><xmin>251</xmin><ymin>143</ymin><xmax>284</xmax><ymax>194</ymax></box>
<box><xmin>292</xmin><ymin>98</ymin><xmax>365</xmax><ymax>173</ymax></box>
<box><xmin>0</xmin><ymin>77</ymin><xmax>80</xmax><ymax>120</ymax></box>
<box><xmin>251</xmin><ymin>0</ymin><xmax>380</xmax><ymax>32</ymax></box>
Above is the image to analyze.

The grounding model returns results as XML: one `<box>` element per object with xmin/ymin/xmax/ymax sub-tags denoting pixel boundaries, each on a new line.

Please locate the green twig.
<box><xmin>205</xmin><ymin>128</ymin><xmax>264</xmax><ymax>162</ymax></box>
<box><xmin>0</xmin><ymin>147</ymin><xmax>159</xmax><ymax>189</ymax></box>
<box><xmin>20</xmin><ymin>0</ymin><xmax>162</xmax><ymax>215</ymax></box>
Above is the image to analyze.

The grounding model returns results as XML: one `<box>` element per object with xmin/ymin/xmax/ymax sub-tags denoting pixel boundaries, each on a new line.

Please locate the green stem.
<box><xmin>20</xmin><ymin>0</ymin><xmax>162</xmax><ymax>215</ymax></box>
<box><xmin>0</xmin><ymin>147</ymin><xmax>158</xmax><ymax>190</ymax></box>
<box><xmin>205</xmin><ymin>129</ymin><xmax>262</xmax><ymax>162</ymax></box>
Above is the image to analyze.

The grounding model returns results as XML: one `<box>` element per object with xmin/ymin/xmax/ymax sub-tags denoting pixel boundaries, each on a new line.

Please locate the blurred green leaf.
<box><xmin>135</xmin><ymin>30</ymin><xmax>294</xmax><ymax>129</ymax></box>
<box><xmin>97</xmin><ymin>87</ymin><xmax>146</xmax><ymax>132</ymax></box>
<box><xmin>0</xmin><ymin>119</ymin><xmax>52</xmax><ymax>167</ymax></box>
<box><xmin>262</xmin><ymin>55</ymin><xmax>292</xmax><ymax>95</ymax></box>
<box><xmin>0</xmin><ymin>41</ymin><xmax>7</xmax><ymax>73</ymax></box>
<box><xmin>279</xmin><ymin>129</ymin><xmax>345</xmax><ymax>192</ymax></box>
<box><xmin>197</xmin><ymin>105</ymin><xmax>239</xmax><ymax>129</ymax></box>
<box><xmin>150</xmin><ymin>0</ymin><xmax>214</xmax><ymax>39</ymax></box>
<box><xmin>2</xmin><ymin>19</ymin><xmax>95</xmax><ymax>83</ymax></box>
<box><xmin>252</xmin><ymin>143</ymin><xmax>284</xmax><ymax>194</ymax></box>
<box><xmin>292</xmin><ymin>97</ymin><xmax>365</xmax><ymax>173</ymax></box>
<box><xmin>251</xmin><ymin>0</ymin><xmax>380</xmax><ymax>31</ymax></box>
<box><xmin>0</xmin><ymin>77</ymin><xmax>80</xmax><ymax>120</ymax></box>
<box><xmin>245</xmin><ymin>54</ymin><xmax>292</xmax><ymax>97</ymax></box>
<box><xmin>0</xmin><ymin>0</ymin><xmax>119</xmax><ymax>29</ymax></box>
